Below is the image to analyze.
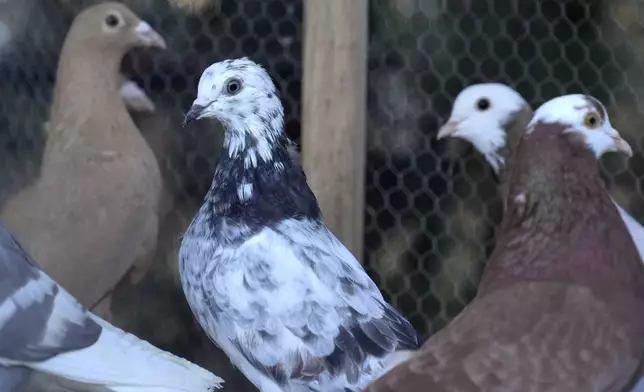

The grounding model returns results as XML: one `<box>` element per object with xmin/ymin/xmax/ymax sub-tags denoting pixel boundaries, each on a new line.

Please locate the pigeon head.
<box><xmin>527</xmin><ymin>94</ymin><xmax>632</xmax><ymax>158</ymax></box>
<box><xmin>66</xmin><ymin>3</ymin><xmax>166</xmax><ymax>53</ymax></box>
<box><xmin>437</xmin><ymin>83</ymin><xmax>529</xmax><ymax>172</ymax></box>
<box><xmin>183</xmin><ymin>58</ymin><xmax>285</xmax><ymax>165</ymax></box>
<box><xmin>479</xmin><ymin>94</ymin><xmax>642</xmax><ymax>297</ymax></box>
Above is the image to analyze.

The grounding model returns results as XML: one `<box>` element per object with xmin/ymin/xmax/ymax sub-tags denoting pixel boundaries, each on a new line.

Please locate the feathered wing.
<box><xmin>30</xmin><ymin>314</ymin><xmax>223</xmax><ymax>392</ymax></box>
<box><xmin>0</xmin><ymin>222</ymin><xmax>223</xmax><ymax>392</ymax></box>
<box><xmin>0</xmin><ymin>222</ymin><xmax>101</xmax><ymax>363</ymax></box>
<box><xmin>194</xmin><ymin>219</ymin><xmax>419</xmax><ymax>390</ymax></box>
<box><xmin>365</xmin><ymin>282</ymin><xmax>644</xmax><ymax>392</ymax></box>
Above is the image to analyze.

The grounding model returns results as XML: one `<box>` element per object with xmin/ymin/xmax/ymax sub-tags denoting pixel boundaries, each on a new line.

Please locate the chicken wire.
<box><xmin>365</xmin><ymin>0</ymin><xmax>644</xmax><ymax>338</ymax></box>
<box><xmin>0</xmin><ymin>0</ymin><xmax>643</xmax><ymax>390</ymax></box>
<box><xmin>0</xmin><ymin>0</ymin><xmax>302</xmax><ymax>390</ymax></box>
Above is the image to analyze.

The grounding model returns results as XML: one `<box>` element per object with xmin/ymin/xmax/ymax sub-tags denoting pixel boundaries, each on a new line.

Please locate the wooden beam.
<box><xmin>302</xmin><ymin>0</ymin><xmax>368</xmax><ymax>261</ymax></box>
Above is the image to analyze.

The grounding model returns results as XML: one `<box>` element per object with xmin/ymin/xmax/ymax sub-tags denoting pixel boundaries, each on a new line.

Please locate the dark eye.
<box><xmin>225</xmin><ymin>78</ymin><xmax>242</xmax><ymax>95</ymax></box>
<box><xmin>584</xmin><ymin>112</ymin><xmax>600</xmax><ymax>128</ymax></box>
<box><xmin>105</xmin><ymin>13</ymin><xmax>120</xmax><ymax>27</ymax></box>
<box><xmin>476</xmin><ymin>98</ymin><xmax>491</xmax><ymax>111</ymax></box>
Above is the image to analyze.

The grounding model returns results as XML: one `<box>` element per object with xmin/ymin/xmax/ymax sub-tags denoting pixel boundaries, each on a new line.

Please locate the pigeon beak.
<box><xmin>611</xmin><ymin>134</ymin><xmax>633</xmax><ymax>158</ymax></box>
<box><xmin>135</xmin><ymin>21</ymin><xmax>167</xmax><ymax>50</ymax></box>
<box><xmin>182</xmin><ymin>104</ymin><xmax>206</xmax><ymax>128</ymax></box>
<box><xmin>436</xmin><ymin>120</ymin><xmax>461</xmax><ymax>140</ymax></box>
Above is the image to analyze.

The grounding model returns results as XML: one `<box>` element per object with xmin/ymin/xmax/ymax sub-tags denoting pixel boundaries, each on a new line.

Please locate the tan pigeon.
<box><xmin>42</xmin><ymin>74</ymin><xmax>156</xmax><ymax>134</ymax></box>
<box><xmin>366</xmin><ymin>94</ymin><xmax>644</xmax><ymax>392</ymax></box>
<box><xmin>1</xmin><ymin>2</ymin><xmax>166</xmax><ymax>320</ymax></box>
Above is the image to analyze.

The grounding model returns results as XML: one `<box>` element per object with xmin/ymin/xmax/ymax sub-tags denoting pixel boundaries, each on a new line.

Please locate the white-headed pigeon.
<box><xmin>0</xmin><ymin>221</ymin><xmax>223</xmax><ymax>392</ymax></box>
<box><xmin>178</xmin><ymin>57</ymin><xmax>421</xmax><ymax>392</ymax></box>
<box><xmin>437</xmin><ymin>83</ymin><xmax>644</xmax><ymax>264</ymax></box>
<box><xmin>365</xmin><ymin>94</ymin><xmax>644</xmax><ymax>391</ymax></box>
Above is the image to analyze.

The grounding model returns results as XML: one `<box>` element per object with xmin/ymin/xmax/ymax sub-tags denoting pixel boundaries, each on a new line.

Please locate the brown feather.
<box><xmin>365</xmin><ymin>121</ymin><xmax>644</xmax><ymax>392</ymax></box>
<box><xmin>496</xmin><ymin>104</ymin><xmax>534</xmax><ymax>204</ymax></box>
<box><xmin>367</xmin><ymin>282</ymin><xmax>644</xmax><ymax>392</ymax></box>
<box><xmin>0</xmin><ymin>3</ymin><xmax>164</xmax><ymax>317</ymax></box>
<box><xmin>480</xmin><ymin>123</ymin><xmax>644</xmax><ymax>297</ymax></box>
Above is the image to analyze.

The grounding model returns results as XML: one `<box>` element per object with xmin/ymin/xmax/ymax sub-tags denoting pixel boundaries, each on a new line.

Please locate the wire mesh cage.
<box><xmin>365</xmin><ymin>0</ymin><xmax>644</xmax><ymax>338</ymax></box>
<box><xmin>0</xmin><ymin>0</ymin><xmax>643</xmax><ymax>390</ymax></box>
<box><xmin>0</xmin><ymin>0</ymin><xmax>302</xmax><ymax>390</ymax></box>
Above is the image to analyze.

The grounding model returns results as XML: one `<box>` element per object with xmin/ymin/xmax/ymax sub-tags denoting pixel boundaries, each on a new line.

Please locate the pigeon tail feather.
<box><xmin>20</xmin><ymin>315</ymin><xmax>223</xmax><ymax>392</ymax></box>
<box><xmin>615</xmin><ymin>201</ymin><xmax>644</xmax><ymax>263</ymax></box>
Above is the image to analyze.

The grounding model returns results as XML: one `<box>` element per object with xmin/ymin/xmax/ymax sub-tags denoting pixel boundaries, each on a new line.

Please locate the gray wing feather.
<box><xmin>0</xmin><ymin>222</ymin><xmax>101</xmax><ymax>362</ymax></box>
<box><xmin>198</xmin><ymin>219</ymin><xmax>420</xmax><ymax>388</ymax></box>
<box><xmin>287</xmin><ymin>222</ymin><xmax>420</xmax><ymax>349</ymax></box>
<box><xmin>289</xmin><ymin>246</ymin><xmax>420</xmax><ymax>385</ymax></box>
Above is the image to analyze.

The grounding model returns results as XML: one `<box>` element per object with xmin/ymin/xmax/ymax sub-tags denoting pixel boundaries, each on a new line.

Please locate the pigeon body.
<box><xmin>0</xmin><ymin>221</ymin><xmax>223</xmax><ymax>392</ymax></box>
<box><xmin>366</xmin><ymin>95</ymin><xmax>644</xmax><ymax>391</ymax></box>
<box><xmin>179</xmin><ymin>58</ymin><xmax>420</xmax><ymax>392</ymax></box>
<box><xmin>438</xmin><ymin>83</ymin><xmax>644</xmax><ymax>263</ymax></box>
<box><xmin>1</xmin><ymin>2</ymin><xmax>165</xmax><ymax>319</ymax></box>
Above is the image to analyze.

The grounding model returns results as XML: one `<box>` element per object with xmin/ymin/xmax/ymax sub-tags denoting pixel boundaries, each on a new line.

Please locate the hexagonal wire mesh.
<box><xmin>1</xmin><ymin>0</ymin><xmax>643</xmax><ymax>389</ymax></box>
<box><xmin>0</xmin><ymin>0</ymin><xmax>302</xmax><ymax>390</ymax></box>
<box><xmin>365</xmin><ymin>0</ymin><xmax>644</xmax><ymax>338</ymax></box>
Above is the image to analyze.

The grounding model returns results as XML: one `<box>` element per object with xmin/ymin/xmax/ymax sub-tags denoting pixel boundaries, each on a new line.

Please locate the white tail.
<box><xmin>381</xmin><ymin>350</ymin><xmax>416</xmax><ymax>374</ymax></box>
<box><xmin>614</xmin><ymin>200</ymin><xmax>644</xmax><ymax>264</ymax></box>
<box><xmin>24</xmin><ymin>315</ymin><xmax>223</xmax><ymax>392</ymax></box>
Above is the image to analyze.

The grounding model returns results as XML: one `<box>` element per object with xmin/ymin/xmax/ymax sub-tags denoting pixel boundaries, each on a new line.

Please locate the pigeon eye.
<box><xmin>584</xmin><ymin>112</ymin><xmax>600</xmax><ymax>129</ymax></box>
<box><xmin>476</xmin><ymin>98</ymin><xmax>491</xmax><ymax>111</ymax></box>
<box><xmin>225</xmin><ymin>78</ymin><xmax>242</xmax><ymax>95</ymax></box>
<box><xmin>104</xmin><ymin>13</ymin><xmax>120</xmax><ymax>28</ymax></box>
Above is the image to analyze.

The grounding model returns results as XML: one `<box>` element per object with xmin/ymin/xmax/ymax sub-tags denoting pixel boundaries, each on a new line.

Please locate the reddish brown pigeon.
<box><xmin>437</xmin><ymin>83</ymin><xmax>644</xmax><ymax>268</ymax></box>
<box><xmin>365</xmin><ymin>94</ymin><xmax>644</xmax><ymax>392</ymax></box>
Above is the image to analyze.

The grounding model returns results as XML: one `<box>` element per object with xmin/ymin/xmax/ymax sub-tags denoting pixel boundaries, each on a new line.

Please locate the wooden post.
<box><xmin>302</xmin><ymin>0</ymin><xmax>368</xmax><ymax>261</ymax></box>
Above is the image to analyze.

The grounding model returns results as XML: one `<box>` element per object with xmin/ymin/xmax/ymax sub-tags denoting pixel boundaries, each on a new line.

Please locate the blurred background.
<box><xmin>1</xmin><ymin>0</ymin><xmax>643</xmax><ymax>391</ymax></box>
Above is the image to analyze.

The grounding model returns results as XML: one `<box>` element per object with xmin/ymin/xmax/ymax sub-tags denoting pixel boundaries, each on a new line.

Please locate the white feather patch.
<box><xmin>613</xmin><ymin>200</ymin><xmax>644</xmax><ymax>264</ymax></box>
<box><xmin>9</xmin><ymin>314</ymin><xmax>224</xmax><ymax>392</ymax></box>
<box><xmin>135</xmin><ymin>21</ymin><xmax>152</xmax><ymax>34</ymax></box>
<box><xmin>237</xmin><ymin>183</ymin><xmax>253</xmax><ymax>201</ymax></box>
<box><xmin>0</xmin><ymin>274</ymin><xmax>51</xmax><ymax>330</ymax></box>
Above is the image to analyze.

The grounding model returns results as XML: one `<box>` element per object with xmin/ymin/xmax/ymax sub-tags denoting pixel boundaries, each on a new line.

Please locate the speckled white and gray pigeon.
<box><xmin>0</xmin><ymin>221</ymin><xmax>223</xmax><ymax>392</ymax></box>
<box><xmin>437</xmin><ymin>83</ymin><xmax>644</xmax><ymax>263</ymax></box>
<box><xmin>179</xmin><ymin>57</ymin><xmax>421</xmax><ymax>392</ymax></box>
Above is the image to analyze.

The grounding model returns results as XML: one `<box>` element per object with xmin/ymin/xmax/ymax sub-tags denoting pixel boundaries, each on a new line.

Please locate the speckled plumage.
<box><xmin>366</xmin><ymin>95</ymin><xmax>644</xmax><ymax>392</ymax></box>
<box><xmin>179</xmin><ymin>58</ymin><xmax>420</xmax><ymax>392</ymax></box>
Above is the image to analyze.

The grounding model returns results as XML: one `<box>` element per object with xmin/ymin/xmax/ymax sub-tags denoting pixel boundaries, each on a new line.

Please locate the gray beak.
<box><xmin>182</xmin><ymin>104</ymin><xmax>206</xmax><ymax>128</ymax></box>
<box><xmin>134</xmin><ymin>21</ymin><xmax>167</xmax><ymax>50</ymax></box>
<box><xmin>612</xmin><ymin>135</ymin><xmax>633</xmax><ymax>158</ymax></box>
